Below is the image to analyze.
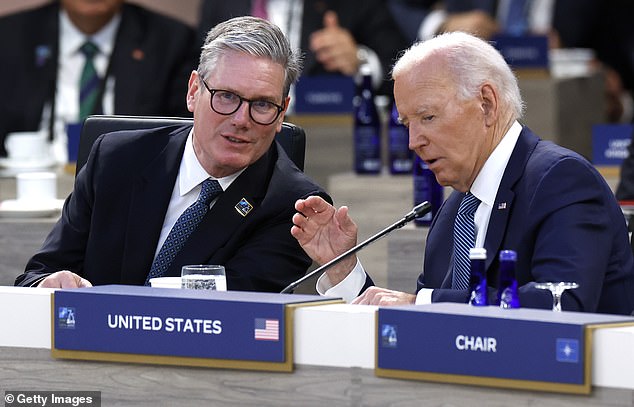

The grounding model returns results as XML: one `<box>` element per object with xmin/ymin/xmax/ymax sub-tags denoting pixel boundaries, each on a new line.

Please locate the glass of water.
<box><xmin>534</xmin><ymin>282</ymin><xmax>579</xmax><ymax>312</ymax></box>
<box><xmin>181</xmin><ymin>265</ymin><xmax>227</xmax><ymax>291</ymax></box>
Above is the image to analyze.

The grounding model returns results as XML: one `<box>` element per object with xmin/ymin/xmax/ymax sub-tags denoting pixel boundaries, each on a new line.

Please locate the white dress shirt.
<box><xmin>153</xmin><ymin>130</ymin><xmax>243</xmax><ymax>259</ymax></box>
<box><xmin>318</xmin><ymin>121</ymin><xmax>523</xmax><ymax>304</ymax></box>
<box><xmin>42</xmin><ymin>9</ymin><xmax>120</xmax><ymax>163</ymax></box>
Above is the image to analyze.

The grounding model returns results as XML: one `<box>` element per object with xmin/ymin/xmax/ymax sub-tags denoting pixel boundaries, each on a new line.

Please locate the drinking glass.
<box><xmin>534</xmin><ymin>282</ymin><xmax>579</xmax><ymax>312</ymax></box>
<box><xmin>181</xmin><ymin>265</ymin><xmax>227</xmax><ymax>291</ymax></box>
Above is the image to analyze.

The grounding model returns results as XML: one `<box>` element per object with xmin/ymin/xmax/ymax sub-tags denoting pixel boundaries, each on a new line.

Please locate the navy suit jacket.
<box><xmin>16</xmin><ymin>125</ymin><xmax>330</xmax><ymax>293</ymax></box>
<box><xmin>419</xmin><ymin>127</ymin><xmax>634</xmax><ymax>315</ymax></box>
<box><xmin>0</xmin><ymin>2</ymin><xmax>198</xmax><ymax>156</ymax></box>
<box><xmin>198</xmin><ymin>0</ymin><xmax>408</xmax><ymax>95</ymax></box>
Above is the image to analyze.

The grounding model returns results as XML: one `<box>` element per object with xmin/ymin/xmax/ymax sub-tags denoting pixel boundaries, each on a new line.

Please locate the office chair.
<box><xmin>76</xmin><ymin>115</ymin><xmax>306</xmax><ymax>176</ymax></box>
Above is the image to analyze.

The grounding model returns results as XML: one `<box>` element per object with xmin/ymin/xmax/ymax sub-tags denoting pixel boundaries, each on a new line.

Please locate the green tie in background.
<box><xmin>79</xmin><ymin>41</ymin><xmax>101</xmax><ymax>122</ymax></box>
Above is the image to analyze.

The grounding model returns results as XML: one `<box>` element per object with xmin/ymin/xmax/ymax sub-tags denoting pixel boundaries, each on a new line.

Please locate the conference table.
<box><xmin>1</xmin><ymin>286</ymin><xmax>634</xmax><ymax>407</ymax></box>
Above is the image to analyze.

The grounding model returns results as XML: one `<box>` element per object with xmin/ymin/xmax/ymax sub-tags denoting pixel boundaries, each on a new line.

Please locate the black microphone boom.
<box><xmin>280</xmin><ymin>201</ymin><xmax>432</xmax><ymax>294</ymax></box>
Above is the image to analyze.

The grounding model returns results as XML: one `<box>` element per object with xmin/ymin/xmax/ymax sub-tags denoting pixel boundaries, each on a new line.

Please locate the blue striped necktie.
<box><xmin>79</xmin><ymin>41</ymin><xmax>101</xmax><ymax>121</ymax></box>
<box><xmin>145</xmin><ymin>179</ymin><xmax>223</xmax><ymax>284</ymax></box>
<box><xmin>452</xmin><ymin>193</ymin><xmax>481</xmax><ymax>290</ymax></box>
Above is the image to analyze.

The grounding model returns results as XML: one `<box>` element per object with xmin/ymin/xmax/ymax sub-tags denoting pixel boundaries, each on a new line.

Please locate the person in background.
<box><xmin>388</xmin><ymin>0</ymin><xmax>634</xmax><ymax>123</ymax></box>
<box><xmin>197</xmin><ymin>0</ymin><xmax>408</xmax><ymax>96</ymax></box>
<box><xmin>15</xmin><ymin>16</ymin><xmax>330</xmax><ymax>292</ymax></box>
<box><xmin>291</xmin><ymin>31</ymin><xmax>634</xmax><ymax>315</ymax></box>
<box><xmin>0</xmin><ymin>0</ymin><xmax>198</xmax><ymax>158</ymax></box>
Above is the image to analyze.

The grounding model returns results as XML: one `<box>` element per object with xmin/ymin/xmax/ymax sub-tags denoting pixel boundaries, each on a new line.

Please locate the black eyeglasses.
<box><xmin>201</xmin><ymin>80</ymin><xmax>285</xmax><ymax>125</ymax></box>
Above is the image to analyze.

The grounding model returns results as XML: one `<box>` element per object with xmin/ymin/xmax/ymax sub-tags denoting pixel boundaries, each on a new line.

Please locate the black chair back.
<box><xmin>76</xmin><ymin>115</ymin><xmax>306</xmax><ymax>176</ymax></box>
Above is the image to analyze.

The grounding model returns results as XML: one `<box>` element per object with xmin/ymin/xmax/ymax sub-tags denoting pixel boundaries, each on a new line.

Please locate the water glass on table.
<box><xmin>181</xmin><ymin>265</ymin><xmax>227</xmax><ymax>291</ymax></box>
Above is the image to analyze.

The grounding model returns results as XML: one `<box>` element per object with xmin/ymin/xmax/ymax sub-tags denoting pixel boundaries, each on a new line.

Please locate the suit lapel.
<box><xmin>119</xmin><ymin>128</ymin><xmax>189</xmax><ymax>283</ymax></box>
<box><xmin>108</xmin><ymin>5</ymin><xmax>145</xmax><ymax>114</ymax></box>
<box><xmin>484</xmin><ymin>128</ymin><xmax>539</xmax><ymax>270</ymax></box>
<box><xmin>30</xmin><ymin>4</ymin><xmax>59</xmax><ymax>134</ymax></box>
<box><xmin>161</xmin><ymin>145</ymin><xmax>276</xmax><ymax>277</ymax></box>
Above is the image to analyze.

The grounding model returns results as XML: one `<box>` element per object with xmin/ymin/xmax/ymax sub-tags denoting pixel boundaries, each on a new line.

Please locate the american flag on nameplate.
<box><xmin>254</xmin><ymin>318</ymin><xmax>279</xmax><ymax>341</ymax></box>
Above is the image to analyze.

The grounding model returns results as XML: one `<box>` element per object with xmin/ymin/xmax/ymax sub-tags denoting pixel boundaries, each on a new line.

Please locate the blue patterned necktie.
<box><xmin>79</xmin><ymin>41</ymin><xmax>101</xmax><ymax>121</ymax></box>
<box><xmin>145</xmin><ymin>179</ymin><xmax>223</xmax><ymax>284</ymax></box>
<box><xmin>451</xmin><ymin>193</ymin><xmax>481</xmax><ymax>290</ymax></box>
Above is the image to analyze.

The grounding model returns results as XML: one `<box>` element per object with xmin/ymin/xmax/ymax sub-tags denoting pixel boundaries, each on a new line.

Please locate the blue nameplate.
<box><xmin>376</xmin><ymin>303</ymin><xmax>634</xmax><ymax>394</ymax></box>
<box><xmin>492</xmin><ymin>35</ymin><xmax>548</xmax><ymax>68</ymax></box>
<box><xmin>294</xmin><ymin>75</ymin><xmax>355</xmax><ymax>113</ymax></box>
<box><xmin>53</xmin><ymin>285</ymin><xmax>341</xmax><ymax>372</ymax></box>
<box><xmin>591</xmin><ymin>123</ymin><xmax>633</xmax><ymax>165</ymax></box>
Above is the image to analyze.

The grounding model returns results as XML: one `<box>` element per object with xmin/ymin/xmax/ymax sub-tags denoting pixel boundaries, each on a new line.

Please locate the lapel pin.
<box><xmin>497</xmin><ymin>202</ymin><xmax>507</xmax><ymax>210</ymax></box>
<box><xmin>35</xmin><ymin>45</ymin><xmax>51</xmax><ymax>67</ymax></box>
<box><xmin>235</xmin><ymin>198</ymin><xmax>253</xmax><ymax>217</ymax></box>
<box><xmin>131</xmin><ymin>48</ymin><xmax>145</xmax><ymax>61</ymax></box>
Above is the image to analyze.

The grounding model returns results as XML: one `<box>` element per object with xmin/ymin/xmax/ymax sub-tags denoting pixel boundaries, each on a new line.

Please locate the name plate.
<box><xmin>592</xmin><ymin>123</ymin><xmax>633</xmax><ymax>166</ymax></box>
<box><xmin>376</xmin><ymin>303</ymin><xmax>634</xmax><ymax>394</ymax></box>
<box><xmin>492</xmin><ymin>35</ymin><xmax>549</xmax><ymax>69</ymax></box>
<box><xmin>294</xmin><ymin>75</ymin><xmax>355</xmax><ymax>113</ymax></box>
<box><xmin>52</xmin><ymin>285</ymin><xmax>341</xmax><ymax>372</ymax></box>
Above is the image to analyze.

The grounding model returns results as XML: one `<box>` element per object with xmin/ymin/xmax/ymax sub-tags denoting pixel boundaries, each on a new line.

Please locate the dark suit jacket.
<box><xmin>198</xmin><ymin>0</ymin><xmax>408</xmax><ymax>95</ymax></box>
<box><xmin>15</xmin><ymin>125</ymin><xmax>330</xmax><ymax>293</ymax></box>
<box><xmin>0</xmin><ymin>2</ymin><xmax>198</xmax><ymax>156</ymax></box>
<box><xmin>419</xmin><ymin>127</ymin><xmax>634</xmax><ymax>315</ymax></box>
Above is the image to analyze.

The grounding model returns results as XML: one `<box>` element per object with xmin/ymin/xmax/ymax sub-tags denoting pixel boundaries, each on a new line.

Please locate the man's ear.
<box><xmin>480</xmin><ymin>83</ymin><xmax>498</xmax><ymax>126</ymax></box>
<box><xmin>186</xmin><ymin>70</ymin><xmax>200</xmax><ymax>113</ymax></box>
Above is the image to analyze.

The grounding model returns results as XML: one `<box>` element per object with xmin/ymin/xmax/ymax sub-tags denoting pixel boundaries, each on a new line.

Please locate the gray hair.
<box><xmin>198</xmin><ymin>16</ymin><xmax>303</xmax><ymax>99</ymax></box>
<box><xmin>392</xmin><ymin>31</ymin><xmax>524</xmax><ymax>119</ymax></box>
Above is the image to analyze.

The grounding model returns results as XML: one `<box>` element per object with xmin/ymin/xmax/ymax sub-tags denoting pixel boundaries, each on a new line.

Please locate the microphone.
<box><xmin>280</xmin><ymin>201</ymin><xmax>432</xmax><ymax>294</ymax></box>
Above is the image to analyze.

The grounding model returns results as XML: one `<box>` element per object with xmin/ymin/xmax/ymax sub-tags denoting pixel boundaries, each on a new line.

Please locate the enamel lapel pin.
<box><xmin>235</xmin><ymin>198</ymin><xmax>254</xmax><ymax>217</ymax></box>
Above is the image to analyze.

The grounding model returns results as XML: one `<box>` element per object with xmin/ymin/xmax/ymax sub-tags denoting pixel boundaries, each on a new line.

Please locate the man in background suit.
<box><xmin>197</xmin><ymin>0</ymin><xmax>408</xmax><ymax>96</ymax></box>
<box><xmin>16</xmin><ymin>16</ymin><xmax>330</xmax><ymax>292</ymax></box>
<box><xmin>0</xmin><ymin>0</ymin><xmax>198</xmax><ymax>157</ymax></box>
<box><xmin>391</xmin><ymin>0</ymin><xmax>634</xmax><ymax>123</ymax></box>
<box><xmin>291</xmin><ymin>32</ymin><xmax>634</xmax><ymax>315</ymax></box>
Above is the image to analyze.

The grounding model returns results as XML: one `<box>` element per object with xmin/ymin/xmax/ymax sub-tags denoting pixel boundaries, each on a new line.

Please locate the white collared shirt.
<box><xmin>153</xmin><ymin>130</ymin><xmax>244</xmax><ymax>259</ymax></box>
<box><xmin>45</xmin><ymin>9</ymin><xmax>121</xmax><ymax>163</ymax></box>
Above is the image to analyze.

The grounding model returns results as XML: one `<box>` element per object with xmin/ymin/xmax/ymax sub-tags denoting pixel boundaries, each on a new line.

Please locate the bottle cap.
<box><xmin>469</xmin><ymin>247</ymin><xmax>487</xmax><ymax>260</ymax></box>
<box><xmin>499</xmin><ymin>250</ymin><xmax>517</xmax><ymax>261</ymax></box>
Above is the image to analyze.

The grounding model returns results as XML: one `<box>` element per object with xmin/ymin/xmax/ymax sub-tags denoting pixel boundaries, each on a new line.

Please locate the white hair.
<box><xmin>392</xmin><ymin>31</ymin><xmax>524</xmax><ymax>119</ymax></box>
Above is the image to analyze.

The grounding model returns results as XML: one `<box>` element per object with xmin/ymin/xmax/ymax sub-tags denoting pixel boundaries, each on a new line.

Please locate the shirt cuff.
<box><xmin>316</xmin><ymin>259</ymin><xmax>367</xmax><ymax>303</ymax></box>
<box><xmin>415</xmin><ymin>288</ymin><xmax>434</xmax><ymax>305</ymax></box>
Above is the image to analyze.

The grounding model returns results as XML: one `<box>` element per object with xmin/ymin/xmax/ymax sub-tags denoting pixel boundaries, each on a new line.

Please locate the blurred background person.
<box><xmin>197</xmin><ymin>0</ymin><xmax>409</xmax><ymax>96</ymax></box>
<box><xmin>0</xmin><ymin>0</ymin><xmax>199</xmax><ymax>158</ymax></box>
<box><xmin>388</xmin><ymin>0</ymin><xmax>634</xmax><ymax>124</ymax></box>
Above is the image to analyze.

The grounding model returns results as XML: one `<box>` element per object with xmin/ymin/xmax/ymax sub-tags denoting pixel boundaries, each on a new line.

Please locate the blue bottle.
<box><xmin>468</xmin><ymin>248</ymin><xmax>488</xmax><ymax>306</ymax></box>
<box><xmin>387</xmin><ymin>101</ymin><xmax>412</xmax><ymax>174</ymax></box>
<box><xmin>353</xmin><ymin>66</ymin><xmax>381</xmax><ymax>174</ymax></box>
<box><xmin>413</xmin><ymin>155</ymin><xmax>444</xmax><ymax>226</ymax></box>
<box><xmin>497</xmin><ymin>250</ymin><xmax>520</xmax><ymax>309</ymax></box>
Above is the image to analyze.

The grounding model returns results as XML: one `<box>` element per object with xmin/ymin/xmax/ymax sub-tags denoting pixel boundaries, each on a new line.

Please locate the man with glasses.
<box><xmin>16</xmin><ymin>16</ymin><xmax>330</xmax><ymax>292</ymax></box>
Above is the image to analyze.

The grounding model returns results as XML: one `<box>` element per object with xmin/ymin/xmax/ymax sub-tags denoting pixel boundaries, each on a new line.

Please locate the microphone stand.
<box><xmin>280</xmin><ymin>201</ymin><xmax>432</xmax><ymax>294</ymax></box>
